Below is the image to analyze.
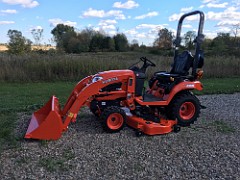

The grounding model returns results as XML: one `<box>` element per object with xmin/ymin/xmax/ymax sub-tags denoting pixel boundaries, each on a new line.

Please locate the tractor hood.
<box><xmin>98</xmin><ymin>69</ymin><xmax>134</xmax><ymax>77</ymax></box>
<box><xmin>92</xmin><ymin>69</ymin><xmax>134</xmax><ymax>83</ymax></box>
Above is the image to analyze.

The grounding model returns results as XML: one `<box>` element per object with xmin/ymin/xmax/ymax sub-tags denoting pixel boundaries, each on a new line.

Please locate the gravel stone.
<box><xmin>0</xmin><ymin>93</ymin><xmax>240</xmax><ymax>179</ymax></box>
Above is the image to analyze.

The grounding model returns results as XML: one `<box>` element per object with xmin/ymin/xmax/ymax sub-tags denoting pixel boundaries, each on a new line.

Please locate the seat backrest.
<box><xmin>170</xmin><ymin>51</ymin><xmax>193</xmax><ymax>75</ymax></box>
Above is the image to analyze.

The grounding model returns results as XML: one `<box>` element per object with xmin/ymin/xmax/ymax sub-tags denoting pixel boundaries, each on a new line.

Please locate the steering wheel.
<box><xmin>140</xmin><ymin>57</ymin><xmax>156</xmax><ymax>67</ymax></box>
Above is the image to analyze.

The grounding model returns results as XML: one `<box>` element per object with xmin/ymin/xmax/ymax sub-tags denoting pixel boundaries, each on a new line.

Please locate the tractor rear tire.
<box><xmin>168</xmin><ymin>92</ymin><xmax>200</xmax><ymax>127</ymax></box>
<box><xmin>100</xmin><ymin>106</ymin><xmax>126</xmax><ymax>132</ymax></box>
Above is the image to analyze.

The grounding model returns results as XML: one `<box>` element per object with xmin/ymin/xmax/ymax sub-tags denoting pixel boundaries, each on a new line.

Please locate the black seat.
<box><xmin>171</xmin><ymin>50</ymin><xmax>193</xmax><ymax>75</ymax></box>
<box><xmin>155</xmin><ymin>51</ymin><xmax>194</xmax><ymax>79</ymax></box>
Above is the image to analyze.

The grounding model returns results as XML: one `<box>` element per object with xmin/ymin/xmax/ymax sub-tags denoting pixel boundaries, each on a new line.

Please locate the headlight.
<box><xmin>92</xmin><ymin>75</ymin><xmax>103</xmax><ymax>83</ymax></box>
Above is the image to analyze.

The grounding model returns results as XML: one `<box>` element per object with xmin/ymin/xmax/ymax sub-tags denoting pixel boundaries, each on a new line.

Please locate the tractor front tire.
<box><xmin>168</xmin><ymin>92</ymin><xmax>200</xmax><ymax>127</ymax></box>
<box><xmin>90</xmin><ymin>107</ymin><xmax>100</xmax><ymax>117</ymax></box>
<box><xmin>100</xmin><ymin>106</ymin><xmax>126</xmax><ymax>133</ymax></box>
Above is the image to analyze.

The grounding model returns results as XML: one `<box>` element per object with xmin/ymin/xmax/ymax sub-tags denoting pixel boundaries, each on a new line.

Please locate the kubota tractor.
<box><xmin>25</xmin><ymin>11</ymin><xmax>205</xmax><ymax>140</ymax></box>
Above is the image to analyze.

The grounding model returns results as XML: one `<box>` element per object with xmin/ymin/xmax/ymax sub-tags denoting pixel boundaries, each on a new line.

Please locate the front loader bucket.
<box><xmin>25</xmin><ymin>96</ymin><xmax>64</xmax><ymax>140</ymax></box>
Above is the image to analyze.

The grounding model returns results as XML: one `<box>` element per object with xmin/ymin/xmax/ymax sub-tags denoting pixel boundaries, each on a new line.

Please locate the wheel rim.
<box><xmin>179</xmin><ymin>102</ymin><xmax>195</xmax><ymax>120</ymax></box>
<box><xmin>107</xmin><ymin>113</ymin><xmax>124</xmax><ymax>130</ymax></box>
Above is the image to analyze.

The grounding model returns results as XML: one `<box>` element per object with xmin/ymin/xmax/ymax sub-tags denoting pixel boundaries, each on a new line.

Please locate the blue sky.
<box><xmin>0</xmin><ymin>0</ymin><xmax>239</xmax><ymax>46</ymax></box>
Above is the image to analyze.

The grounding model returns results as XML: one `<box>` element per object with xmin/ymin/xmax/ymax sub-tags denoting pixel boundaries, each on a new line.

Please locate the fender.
<box><xmin>166</xmin><ymin>80</ymin><xmax>203</xmax><ymax>102</ymax></box>
<box><xmin>135</xmin><ymin>81</ymin><xmax>203</xmax><ymax>106</ymax></box>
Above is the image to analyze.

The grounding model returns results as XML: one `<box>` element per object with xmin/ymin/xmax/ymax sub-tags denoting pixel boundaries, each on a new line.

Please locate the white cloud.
<box><xmin>182</xmin><ymin>24</ymin><xmax>193</xmax><ymax>28</ymax></box>
<box><xmin>134</xmin><ymin>11</ymin><xmax>159</xmax><ymax>19</ymax></box>
<box><xmin>225</xmin><ymin>6</ymin><xmax>239</xmax><ymax>12</ymax></box>
<box><xmin>0</xmin><ymin>20</ymin><xmax>15</xmax><ymax>25</ymax></box>
<box><xmin>98</xmin><ymin>19</ymin><xmax>117</xmax><ymax>31</ymax></box>
<box><xmin>169</xmin><ymin>12</ymin><xmax>199</xmax><ymax>21</ymax></box>
<box><xmin>233</xmin><ymin>0</ymin><xmax>240</xmax><ymax>6</ymax></box>
<box><xmin>204</xmin><ymin>7</ymin><xmax>240</xmax><ymax>30</ymax></box>
<box><xmin>136</xmin><ymin>33</ymin><xmax>146</xmax><ymax>38</ymax></box>
<box><xmin>204</xmin><ymin>31</ymin><xmax>217</xmax><ymax>39</ymax></box>
<box><xmin>82</xmin><ymin>8</ymin><xmax>126</xmax><ymax>19</ymax></box>
<box><xmin>206</xmin><ymin>8</ymin><xmax>240</xmax><ymax>21</ymax></box>
<box><xmin>101</xmin><ymin>24</ymin><xmax>116</xmax><ymax>30</ymax></box>
<box><xmin>206</xmin><ymin>2</ymin><xmax>228</xmax><ymax>8</ymax></box>
<box><xmin>92</xmin><ymin>27</ymin><xmax>100</xmax><ymax>31</ymax></box>
<box><xmin>181</xmin><ymin>7</ymin><xmax>194</xmax><ymax>12</ymax></box>
<box><xmin>113</xmin><ymin>0</ymin><xmax>139</xmax><ymax>9</ymax></box>
<box><xmin>125</xmin><ymin>29</ymin><xmax>138</xmax><ymax>35</ymax></box>
<box><xmin>98</xmin><ymin>19</ymin><xmax>117</xmax><ymax>26</ymax></box>
<box><xmin>216</xmin><ymin>26</ymin><xmax>231</xmax><ymax>33</ymax></box>
<box><xmin>108</xmin><ymin>30</ymin><xmax>117</xmax><ymax>36</ymax></box>
<box><xmin>2</xmin><ymin>0</ymin><xmax>39</xmax><ymax>8</ymax></box>
<box><xmin>30</xmin><ymin>25</ymin><xmax>43</xmax><ymax>30</ymax></box>
<box><xmin>169</xmin><ymin>13</ymin><xmax>183</xmax><ymax>21</ymax></box>
<box><xmin>136</xmin><ymin>24</ymin><xmax>164</xmax><ymax>29</ymax></box>
<box><xmin>82</xmin><ymin>8</ymin><xmax>105</xmax><ymax>18</ymax></box>
<box><xmin>202</xmin><ymin>0</ymin><xmax>216</xmax><ymax>3</ymax></box>
<box><xmin>49</xmin><ymin>18</ymin><xmax>77</xmax><ymax>27</ymax></box>
<box><xmin>200</xmin><ymin>0</ymin><xmax>229</xmax><ymax>9</ymax></box>
<box><xmin>216</xmin><ymin>21</ymin><xmax>240</xmax><ymax>27</ymax></box>
<box><xmin>0</xmin><ymin>9</ymin><xmax>17</xmax><ymax>14</ymax></box>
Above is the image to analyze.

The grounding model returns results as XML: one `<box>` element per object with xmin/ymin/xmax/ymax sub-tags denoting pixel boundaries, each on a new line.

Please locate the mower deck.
<box><xmin>126</xmin><ymin>115</ymin><xmax>177</xmax><ymax>135</ymax></box>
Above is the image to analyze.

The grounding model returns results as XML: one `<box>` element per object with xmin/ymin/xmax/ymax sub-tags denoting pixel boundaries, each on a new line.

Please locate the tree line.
<box><xmin>5</xmin><ymin>23</ymin><xmax>240</xmax><ymax>56</ymax></box>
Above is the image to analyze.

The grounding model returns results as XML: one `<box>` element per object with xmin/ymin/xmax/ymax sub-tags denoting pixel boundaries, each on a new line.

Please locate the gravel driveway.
<box><xmin>0</xmin><ymin>93</ymin><xmax>240</xmax><ymax>180</ymax></box>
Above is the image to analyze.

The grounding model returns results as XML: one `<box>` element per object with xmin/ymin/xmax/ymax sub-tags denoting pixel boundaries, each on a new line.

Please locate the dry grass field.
<box><xmin>0</xmin><ymin>52</ymin><xmax>240</xmax><ymax>82</ymax></box>
<box><xmin>0</xmin><ymin>44</ymin><xmax>55</xmax><ymax>51</ymax></box>
<box><xmin>0</xmin><ymin>45</ymin><xmax>8</xmax><ymax>51</ymax></box>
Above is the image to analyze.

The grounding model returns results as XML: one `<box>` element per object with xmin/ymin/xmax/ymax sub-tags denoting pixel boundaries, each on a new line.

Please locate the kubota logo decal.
<box><xmin>186</xmin><ymin>84</ymin><xmax>195</xmax><ymax>88</ymax></box>
<box><xmin>102</xmin><ymin>77</ymin><xmax>118</xmax><ymax>84</ymax></box>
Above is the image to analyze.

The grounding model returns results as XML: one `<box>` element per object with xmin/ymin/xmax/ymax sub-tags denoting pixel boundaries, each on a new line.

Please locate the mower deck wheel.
<box><xmin>135</xmin><ymin>130</ymin><xmax>143</xmax><ymax>137</ymax></box>
<box><xmin>173</xmin><ymin>125</ymin><xmax>181</xmax><ymax>133</ymax></box>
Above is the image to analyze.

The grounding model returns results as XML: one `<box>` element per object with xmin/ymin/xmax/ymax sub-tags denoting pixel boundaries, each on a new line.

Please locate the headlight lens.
<box><xmin>92</xmin><ymin>76</ymin><xmax>103</xmax><ymax>83</ymax></box>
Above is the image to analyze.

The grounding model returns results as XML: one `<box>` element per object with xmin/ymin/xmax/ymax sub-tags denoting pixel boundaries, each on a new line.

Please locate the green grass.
<box><xmin>38</xmin><ymin>157</ymin><xmax>67</xmax><ymax>172</ymax></box>
<box><xmin>38</xmin><ymin>149</ymin><xmax>75</xmax><ymax>172</ymax></box>
<box><xmin>0</xmin><ymin>81</ymin><xmax>75</xmax><ymax>114</ymax></box>
<box><xmin>210</xmin><ymin>120</ymin><xmax>236</xmax><ymax>133</ymax></box>
<box><xmin>0</xmin><ymin>77</ymin><xmax>239</xmax><ymax>153</ymax></box>
<box><xmin>0</xmin><ymin>82</ymin><xmax>75</xmax><ymax>152</ymax></box>
<box><xmin>196</xmin><ymin>77</ymin><xmax>240</xmax><ymax>95</ymax></box>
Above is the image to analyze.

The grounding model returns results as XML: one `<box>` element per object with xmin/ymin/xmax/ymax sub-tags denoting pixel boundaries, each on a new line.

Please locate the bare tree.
<box><xmin>31</xmin><ymin>28</ymin><xmax>43</xmax><ymax>45</ymax></box>
<box><xmin>231</xmin><ymin>23</ymin><xmax>240</xmax><ymax>39</ymax></box>
<box><xmin>231</xmin><ymin>23</ymin><xmax>240</xmax><ymax>48</ymax></box>
<box><xmin>184</xmin><ymin>31</ymin><xmax>196</xmax><ymax>50</ymax></box>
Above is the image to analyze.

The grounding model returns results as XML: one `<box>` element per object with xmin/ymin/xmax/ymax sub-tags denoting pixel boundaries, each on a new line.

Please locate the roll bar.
<box><xmin>173</xmin><ymin>10</ymin><xmax>205</xmax><ymax>77</ymax></box>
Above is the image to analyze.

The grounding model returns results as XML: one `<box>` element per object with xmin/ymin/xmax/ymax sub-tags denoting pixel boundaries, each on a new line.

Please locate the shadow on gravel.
<box><xmin>15</xmin><ymin>111</ymin><xmax>139</xmax><ymax>144</ymax></box>
<box><xmin>15</xmin><ymin>109</ymin><xmax>238</xmax><ymax>143</ymax></box>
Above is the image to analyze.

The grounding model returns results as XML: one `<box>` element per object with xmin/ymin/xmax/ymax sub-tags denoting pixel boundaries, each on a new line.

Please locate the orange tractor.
<box><xmin>25</xmin><ymin>11</ymin><xmax>205</xmax><ymax>140</ymax></box>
